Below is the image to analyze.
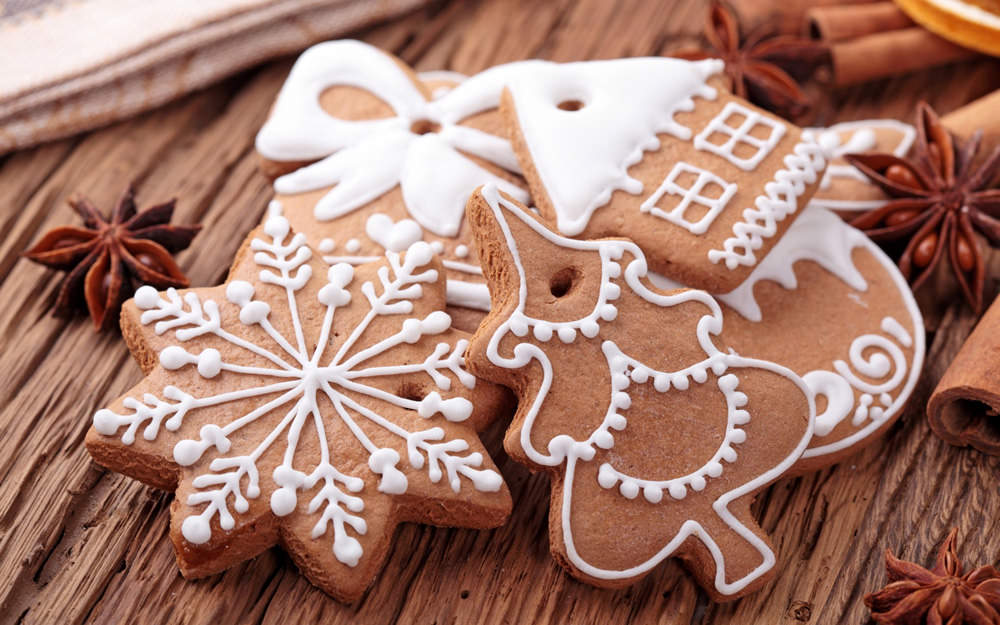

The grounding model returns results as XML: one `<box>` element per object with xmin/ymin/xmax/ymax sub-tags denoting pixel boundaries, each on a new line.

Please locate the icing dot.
<box><xmin>226</xmin><ymin>280</ymin><xmax>254</xmax><ymax>305</ymax></box>
<box><xmin>93</xmin><ymin>409</ymin><xmax>118</xmax><ymax>435</ymax></box>
<box><xmin>239</xmin><ymin>300</ymin><xmax>270</xmax><ymax>324</ymax></box>
<box><xmin>533</xmin><ymin>324</ymin><xmax>553</xmax><ymax>342</ymax></box>
<box><xmin>608</xmin><ymin>414</ymin><xmax>627</xmax><ymax>430</ymax></box>
<box><xmin>607</xmin><ymin>262</ymin><xmax>622</xmax><ymax>278</ymax></box>
<box><xmin>730</xmin><ymin>428</ymin><xmax>747</xmax><ymax>444</ymax></box>
<box><xmin>267</xmin><ymin>199</ymin><xmax>283</xmax><ymax>216</ymax></box>
<box><xmin>430</xmin><ymin>241</ymin><xmax>445</xmax><ymax>254</ymax></box>
<box><xmin>653</xmin><ymin>374</ymin><xmax>670</xmax><ymax>392</ymax></box>
<box><xmin>880</xmin><ymin>392</ymin><xmax>892</xmax><ymax>407</ymax></box>
<box><xmin>197</xmin><ymin>348</ymin><xmax>222</xmax><ymax>378</ymax></box>
<box><xmin>557</xmin><ymin>327</ymin><xmax>576</xmax><ymax>343</ymax></box>
<box><xmin>173</xmin><ymin>439</ymin><xmax>202</xmax><ymax>466</ymax></box>
<box><xmin>510</xmin><ymin>317</ymin><xmax>529</xmax><ymax>337</ymax></box>
<box><xmin>669</xmin><ymin>483</ymin><xmax>687</xmax><ymax>500</ymax></box>
<box><xmin>594</xmin><ymin>430</ymin><xmax>614</xmax><ymax>449</ymax></box>
<box><xmin>613</xmin><ymin>392</ymin><xmax>631</xmax><ymax>409</ymax></box>
<box><xmin>691</xmin><ymin>367</ymin><xmax>708</xmax><ymax>383</ymax></box>
<box><xmin>421</xmin><ymin>311</ymin><xmax>452</xmax><ymax>334</ymax></box>
<box><xmin>630</xmin><ymin>368</ymin><xmax>648</xmax><ymax>384</ymax></box>
<box><xmin>134</xmin><ymin>285</ymin><xmax>160</xmax><ymax>309</ymax></box>
<box><xmin>599</xmin><ymin>304</ymin><xmax>618</xmax><ymax>321</ymax></box>
<box><xmin>620</xmin><ymin>480</ymin><xmax>640</xmax><ymax>499</ymax></box>
<box><xmin>691</xmin><ymin>476</ymin><xmax>707</xmax><ymax>491</ymax></box>
<box><xmin>733</xmin><ymin>410</ymin><xmax>751</xmax><ymax>425</ymax></box>
<box><xmin>181</xmin><ymin>515</ymin><xmax>211</xmax><ymax>544</ymax></box>
<box><xmin>335</xmin><ymin>536</ymin><xmax>363</xmax><ymax>567</ymax></box>
<box><xmin>270</xmin><ymin>487</ymin><xmax>298</xmax><ymax>516</ymax></box>
<box><xmin>604</xmin><ymin>283</ymin><xmax>621</xmax><ymax>300</ymax></box>
<box><xmin>672</xmin><ymin>374</ymin><xmax>690</xmax><ymax>391</ymax></box>
<box><xmin>611</xmin><ymin>373</ymin><xmax>630</xmax><ymax>391</ymax></box>
<box><xmin>318</xmin><ymin>238</ymin><xmax>335</xmax><ymax>253</ymax></box>
<box><xmin>643</xmin><ymin>485</ymin><xmax>663</xmax><ymax>503</ymax></box>
<box><xmin>707</xmin><ymin>462</ymin><xmax>724</xmax><ymax>477</ymax></box>
<box><xmin>455</xmin><ymin>245</ymin><xmax>469</xmax><ymax>258</ymax></box>
<box><xmin>406</xmin><ymin>241</ymin><xmax>434</xmax><ymax>267</ymax></box>
<box><xmin>401</xmin><ymin>318</ymin><xmax>423</xmax><ymax>342</ymax></box>
<box><xmin>581</xmin><ymin>320</ymin><xmax>600</xmax><ymax>338</ymax></box>
<box><xmin>345</xmin><ymin>238</ymin><xmax>361</xmax><ymax>253</ymax></box>
<box><xmin>597</xmin><ymin>464</ymin><xmax>617</xmax><ymax>489</ymax></box>
<box><xmin>160</xmin><ymin>345</ymin><xmax>190</xmax><ymax>370</ymax></box>
<box><xmin>264</xmin><ymin>216</ymin><xmax>290</xmax><ymax>240</ymax></box>
<box><xmin>722</xmin><ymin>447</ymin><xmax>738</xmax><ymax>463</ymax></box>
<box><xmin>711</xmin><ymin>360</ymin><xmax>728</xmax><ymax>375</ymax></box>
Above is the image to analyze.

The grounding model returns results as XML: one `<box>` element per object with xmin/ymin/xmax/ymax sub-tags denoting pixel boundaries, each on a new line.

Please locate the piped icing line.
<box><xmin>255</xmin><ymin>39</ymin><xmax>533</xmax><ymax>239</ymax></box>
<box><xmin>506</xmin><ymin>57</ymin><xmax>725</xmax><ymax>236</ymax></box>
<box><xmin>648</xmin><ymin>204</ymin><xmax>924</xmax><ymax>457</ymax></box>
<box><xmin>807</xmin><ymin>119</ymin><xmax>916</xmax><ymax>212</ymax></box>
<box><xmin>479</xmin><ymin>185</ymin><xmax>814</xmax><ymax>595</ymax></box>
<box><xmin>93</xmin><ymin>215</ymin><xmax>501</xmax><ymax>567</ymax></box>
<box><xmin>706</xmin><ymin>132</ymin><xmax>828</xmax><ymax>270</ymax></box>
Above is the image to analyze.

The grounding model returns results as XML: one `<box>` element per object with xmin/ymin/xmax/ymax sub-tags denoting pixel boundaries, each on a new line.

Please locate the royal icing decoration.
<box><xmin>807</xmin><ymin>119</ymin><xmax>917</xmax><ymax>212</ymax></box>
<box><xmin>474</xmin><ymin>185</ymin><xmax>814</xmax><ymax>595</ymax></box>
<box><xmin>693</xmin><ymin>102</ymin><xmax>786</xmax><ymax>171</ymax></box>
<box><xmin>92</xmin><ymin>215</ymin><xmax>502</xmax><ymax>567</ymax></box>
<box><xmin>505</xmin><ymin>57</ymin><xmax>724</xmax><ymax>237</ymax></box>
<box><xmin>651</xmin><ymin>204</ymin><xmax>925</xmax><ymax>462</ymax></box>
<box><xmin>641</xmin><ymin>162</ymin><xmax>738</xmax><ymax>234</ymax></box>
<box><xmin>255</xmin><ymin>40</ymin><xmax>534</xmax><ymax>311</ymax></box>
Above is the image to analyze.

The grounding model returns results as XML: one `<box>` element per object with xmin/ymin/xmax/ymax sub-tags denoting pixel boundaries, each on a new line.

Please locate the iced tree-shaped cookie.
<box><xmin>86</xmin><ymin>214</ymin><xmax>511</xmax><ymax>602</ymax></box>
<box><xmin>464</xmin><ymin>186</ymin><xmax>813</xmax><ymax>601</ymax></box>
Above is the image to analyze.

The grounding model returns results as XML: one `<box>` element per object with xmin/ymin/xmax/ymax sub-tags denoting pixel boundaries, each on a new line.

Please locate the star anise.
<box><xmin>865</xmin><ymin>529</ymin><xmax>1000</xmax><ymax>624</ymax></box>
<box><xmin>24</xmin><ymin>185</ymin><xmax>201</xmax><ymax>330</ymax></box>
<box><xmin>846</xmin><ymin>103</ymin><xmax>1000</xmax><ymax>312</ymax></box>
<box><xmin>672</xmin><ymin>1</ymin><xmax>830</xmax><ymax>120</ymax></box>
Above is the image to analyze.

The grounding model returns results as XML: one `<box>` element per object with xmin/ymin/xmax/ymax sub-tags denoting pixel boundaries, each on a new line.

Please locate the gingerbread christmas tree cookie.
<box><xmin>255</xmin><ymin>40</ymin><xmax>538</xmax><ymax>324</ymax></box>
<box><xmin>86</xmin><ymin>213</ymin><xmax>511</xmax><ymax>601</ymax></box>
<box><xmin>499</xmin><ymin>56</ymin><xmax>829</xmax><ymax>293</ymax></box>
<box><xmin>464</xmin><ymin>186</ymin><xmax>814</xmax><ymax>600</ymax></box>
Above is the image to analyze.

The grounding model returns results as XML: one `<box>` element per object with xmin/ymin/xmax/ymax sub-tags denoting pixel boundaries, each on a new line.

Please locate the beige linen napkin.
<box><xmin>0</xmin><ymin>0</ymin><xmax>426</xmax><ymax>154</ymax></box>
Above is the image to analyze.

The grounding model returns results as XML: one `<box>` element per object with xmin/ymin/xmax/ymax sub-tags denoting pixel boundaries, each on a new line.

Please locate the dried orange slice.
<box><xmin>893</xmin><ymin>0</ymin><xmax>1000</xmax><ymax>56</ymax></box>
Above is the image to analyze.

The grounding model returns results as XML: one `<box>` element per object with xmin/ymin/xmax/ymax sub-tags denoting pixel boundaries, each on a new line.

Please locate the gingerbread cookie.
<box><xmin>465</xmin><ymin>186</ymin><xmax>814</xmax><ymax>600</ymax></box>
<box><xmin>651</xmin><ymin>204</ymin><xmax>925</xmax><ymax>473</ymax></box>
<box><xmin>86</xmin><ymin>213</ymin><xmax>511</xmax><ymax>602</ymax></box>
<box><xmin>807</xmin><ymin>119</ymin><xmax>917</xmax><ymax>214</ymax></box>
<box><xmin>255</xmin><ymin>40</ymin><xmax>537</xmax><ymax>327</ymax></box>
<box><xmin>499</xmin><ymin>56</ymin><xmax>829</xmax><ymax>293</ymax></box>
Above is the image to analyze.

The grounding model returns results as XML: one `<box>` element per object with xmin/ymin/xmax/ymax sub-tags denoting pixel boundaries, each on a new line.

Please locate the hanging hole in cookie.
<box><xmin>398</xmin><ymin>382</ymin><xmax>425</xmax><ymax>402</ymax></box>
<box><xmin>410</xmin><ymin>119</ymin><xmax>441</xmax><ymax>135</ymax></box>
<box><xmin>549</xmin><ymin>267</ymin><xmax>579</xmax><ymax>298</ymax></box>
<box><xmin>557</xmin><ymin>99</ymin><xmax>585</xmax><ymax>111</ymax></box>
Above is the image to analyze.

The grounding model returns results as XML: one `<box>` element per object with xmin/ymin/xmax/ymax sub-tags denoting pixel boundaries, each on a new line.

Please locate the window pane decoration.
<box><xmin>694</xmin><ymin>102</ymin><xmax>786</xmax><ymax>171</ymax></box>
<box><xmin>640</xmin><ymin>162</ymin><xmax>737</xmax><ymax>234</ymax></box>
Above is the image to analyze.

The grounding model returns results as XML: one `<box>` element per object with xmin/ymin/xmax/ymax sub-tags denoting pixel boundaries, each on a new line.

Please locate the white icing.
<box><xmin>693</xmin><ymin>102</ymin><xmax>786</xmax><ymax>171</ymax></box>
<box><xmin>807</xmin><ymin>119</ymin><xmax>917</xmax><ymax>212</ymax></box>
<box><xmin>649</xmin><ymin>204</ymin><xmax>925</xmax><ymax>458</ymax></box>
<box><xmin>455</xmin><ymin>245</ymin><xmax>469</xmax><ymax>258</ymax></box>
<box><xmin>416</xmin><ymin>70</ymin><xmax>469</xmax><ymax>98</ymax></box>
<box><xmin>255</xmin><ymin>40</ymin><xmax>531</xmax><ymax>238</ymax></box>
<box><xmin>641</xmin><ymin>162</ymin><xmax>737</xmax><ymax>235</ymax></box>
<box><xmin>506</xmin><ymin>57</ymin><xmax>724</xmax><ymax>236</ymax></box>
<box><xmin>477</xmin><ymin>185</ymin><xmax>814</xmax><ymax>595</ymax></box>
<box><xmin>707</xmin><ymin>132</ymin><xmax>827</xmax><ymax>270</ymax></box>
<box><xmin>93</xmin><ymin>216</ymin><xmax>499</xmax><ymax>566</ymax></box>
<box><xmin>345</xmin><ymin>238</ymin><xmax>361</xmax><ymax>253</ymax></box>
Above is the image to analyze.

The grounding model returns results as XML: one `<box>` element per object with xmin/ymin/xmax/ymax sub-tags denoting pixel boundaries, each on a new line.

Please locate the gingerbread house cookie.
<box><xmin>500</xmin><ymin>56</ymin><xmax>828</xmax><ymax>293</ymax></box>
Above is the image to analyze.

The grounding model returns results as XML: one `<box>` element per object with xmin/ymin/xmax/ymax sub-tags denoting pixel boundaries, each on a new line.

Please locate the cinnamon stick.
<box><xmin>942</xmin><ymin>88</ymin><xmax>1000</xmax><ymax>159</ymax></box>
<box><xmin>830</xmin><ymin>27</ymin><xmax>979</xmax><ymax>86</ymax></box>
<box><xmin>728</xmin><ymin>0</ymin><xmax>876</xmax><ymax>36</ymax></box>
<box><xmin>807</xmin><ymin>2</ymin><xmax>913</xmax><ymax>42</ymax></box>
<box><xmin>927</xmin><ymin>295</ymin><xmax>1000</xmax><ymax>456</ymax></box>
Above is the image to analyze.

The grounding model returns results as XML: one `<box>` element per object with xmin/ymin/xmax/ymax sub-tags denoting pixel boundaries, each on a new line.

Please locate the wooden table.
<box><xmin>2</xmin><ymin>1</ymin><xmax>1000</xmax><ymax>623</ymax></box>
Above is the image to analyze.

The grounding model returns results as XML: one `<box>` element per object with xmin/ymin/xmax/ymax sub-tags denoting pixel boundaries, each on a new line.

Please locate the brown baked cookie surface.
<box><xmin>500</xmin><ymin>57</ymin><xmax>828</xmax><ymax>294</ymax></box>
<box><xmin>255</xmin><ymin>40</ymin><xmax>539</xmax><ymax>329</ymax></box>
<box><xmin>86</xmin><ymin>213</ymin><xmax>511</xmax><ymax>602</ymax></box>
<box><xmin>464</xmin><ymin>186</ymin><xmax>814</xmax><ymax>601</ymax></box>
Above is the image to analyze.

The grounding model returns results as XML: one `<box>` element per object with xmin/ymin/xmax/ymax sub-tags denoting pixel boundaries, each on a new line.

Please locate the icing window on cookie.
<box><xmin>640</xmin><ymin>162</ymin><xmax>736</xmax><ymax>234</ymax></box>
<box><xmin>694</xmin><ymin>102</ymin><xmax>786</xmax><ymax>171</ymax></box>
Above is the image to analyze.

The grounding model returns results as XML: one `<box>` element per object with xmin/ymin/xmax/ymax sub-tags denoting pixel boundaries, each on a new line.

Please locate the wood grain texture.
<box><xmin>1</xmin><ymin>1</ymin><xmax>999</xmax><ymax>623</ymax></box>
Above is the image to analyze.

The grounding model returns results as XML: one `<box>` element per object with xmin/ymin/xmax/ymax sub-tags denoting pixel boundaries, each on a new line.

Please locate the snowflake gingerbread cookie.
<box><xmin>499</xmin><ymin>57</ymin><xmax>924</xmax><ymax>473</ymax></box>
<box><xmin>464</xmin><ymin>186</ymin><xmax>814</xmax><ymax>600</ymax></box>
<box><xmin>86</xmin><ymin>212</ymin><xmax>511</xmax><ymax>601</ymax></box>
<box><xmin>255</xmin><ymin>40</ymin><xmax>538</xmax><ymax>326</ymax></box>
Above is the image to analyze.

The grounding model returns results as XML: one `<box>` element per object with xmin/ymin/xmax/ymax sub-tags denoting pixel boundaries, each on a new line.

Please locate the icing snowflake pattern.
<box><xmin>93</xmin><ymin>215</ymin><xmax>502</xmax><ymax>567</ymax></box>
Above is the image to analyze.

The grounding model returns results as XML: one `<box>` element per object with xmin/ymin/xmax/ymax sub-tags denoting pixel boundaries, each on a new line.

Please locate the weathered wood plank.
<box><xmin>1</xmin><ymin>1</ymin><xmax>1000</xmax><ymax>624</ymax></box>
